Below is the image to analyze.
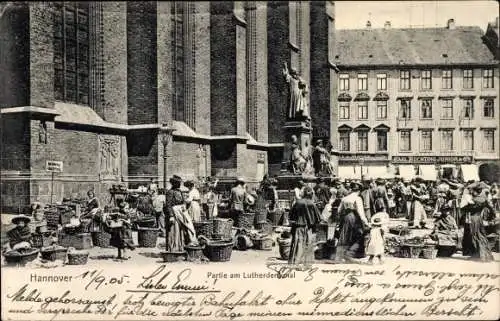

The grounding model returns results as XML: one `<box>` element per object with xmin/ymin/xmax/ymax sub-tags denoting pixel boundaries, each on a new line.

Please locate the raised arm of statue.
<box><xmin>282</xmin><ymin>62</ymin><xmax>291</xmax><ymax>82</ymax></box>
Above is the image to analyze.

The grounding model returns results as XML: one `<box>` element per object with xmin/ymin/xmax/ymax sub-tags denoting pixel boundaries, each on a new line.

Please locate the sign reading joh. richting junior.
<box><xmin>392</xmin><ymin>155</ymin><xmax>473</xmax><ymax>164</ymax></box>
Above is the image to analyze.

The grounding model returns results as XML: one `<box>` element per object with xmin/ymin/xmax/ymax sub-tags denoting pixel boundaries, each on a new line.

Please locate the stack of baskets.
<box><xmin>212</xmin><ymin>218</ymin><xmax>233</xmax><ymax>240</ymax></box>
<box><xmin>254</xmin><ymin>210</ymin><xmax>267</xmax><ymax>226</ymax></box>
<box><xmin>137</xmin><ymin>227</ymin><xmax>159</xmax><ymax>248</ymax></box>
<box><xmin>278</xmin><ymin>237</ymin><xmax>291</xmax><ymax>260</ymax></box>
<box><xmin>44</xmin><ymin>209</ymin><xmax>61</xmax><ymax>229</ymax></box>
<box><xmin>235</xmin><ymin>212</ymin><xmax>255</xmax><ymax>230</ymax></box>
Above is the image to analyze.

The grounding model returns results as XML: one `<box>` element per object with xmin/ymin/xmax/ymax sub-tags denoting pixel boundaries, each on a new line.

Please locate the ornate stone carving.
<box><xmin>99</xmin><ymin>136</ymin><xmax>120</xmax><ymax>179</ymax></box>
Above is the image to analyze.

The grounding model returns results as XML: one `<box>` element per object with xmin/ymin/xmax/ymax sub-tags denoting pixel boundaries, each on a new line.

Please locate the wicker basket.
<box><xmin>44</xmin><ymin>210</ymin><xmax>60</xmax><ymax>227</ymax></box>
<box><xmin>194</xmin><ymin>221</ymin><xmax>213</xmax><ymax>238</ymax></box>
<box><xmin>316</xmin><ymin>223</ymin><xmax>329</xmax><ymax>243</ymax></box>
<box><xmin>32</xmin><ymin>233</ymin><xmax>53</xmax><ymax>248</ymax></box>
<box><xmin>58</xmin><ymin>233</ymin><xmax>93</xmax><ymax>250</ymax></box>
<box><xmin>278</xmin><ymin>238</ymin><xmax>291</xmax><ymax>260</ymax></box>
<box><xmin>253</xmin><ymin>236</ymin><xmax>273</xmax><ymax>251</ymax></box>
<box><xmin>67</xmin><ymin>251</ymin><xmax>89</xmax><ymax>265</ymax></box>
<box><xmin>3</xmin><ymin>248</ymin><xmax>39</xmax><ymax>266</ymax></box>
<box><xmin>40</xmin><ymin>247</ymin><xmax>68</xmax><ymax>261</ymax></box>
<box><xmin>212</xmin><ymin>218</ymin><xmax>233</xmax><ymax>240</ymax></box>
<box><xmin>92</xmin><ymin>231</ymin><xmax>112</xmax><ymax>248</ymax></box>
<box><xmin>255</xmin><ymin>220</ymin><xmax>273</xmax><ymax>235</ymax></box>
<box><xmin>137</xmin><ymin>227</ymin><xmax>159</xmax><ymax>248</ymax></box>
<box><xmin>60</xmin><ymin>211</ymin><xmax>73</xmax><ymax>226</ymax></box>
<box><xmin>421</xmin><ymin>245</ymin><xmax>438</xmax><ymax>259</ymax></box>
<box><xmin>134</xmin><ymin>217</ymin><xmax>156</xmax><ymax>229</ymax></box>
<box><xmin>268</xmin><ymin>210</ymin><xmax>283</xmax><ymax>226</ymax></box>
<box><xmin>235</xmin><ymin>212</ymin><xmax>255</xmax><ymax>230</ymax></box>
<box><xmin>185</xmin><ymin>245</ymin><xmax>205</xmax><ymax>261</ymax></box>
<box><xmin>398</xmin><ymin>245</ymin><xmax>423</xmax><ymax>258</ymax></box>
<box><xmin>205</xmin><ymin>241</ymin><xmax>233</xmax><ymax>262</ymax></box>
<box><xmin>254</xmin><ymin>210</ymin><xmax>267</xmax><ymax>225</ymax></box>
<box><xmin>161</xmin><ymin>251</ymin><xmax>186</xmax><ymax>263</ymax></box>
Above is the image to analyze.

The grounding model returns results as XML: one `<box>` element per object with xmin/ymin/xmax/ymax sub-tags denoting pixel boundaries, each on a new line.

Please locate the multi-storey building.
<box><xmin>333</xmin><ymin>19</ymin><xmax>499</xmax><ymax>181</ymax></box>
<box><xmin>0</xmin><ymin>1</ymin><xmax>337</xmax><ymax>212</ymax></box>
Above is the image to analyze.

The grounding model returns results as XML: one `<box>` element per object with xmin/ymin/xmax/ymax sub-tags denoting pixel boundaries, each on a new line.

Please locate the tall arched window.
<box><xmin>53</xmin><ymin>2</ymin><xmax>90</xmax><ymax>105</ymax></box>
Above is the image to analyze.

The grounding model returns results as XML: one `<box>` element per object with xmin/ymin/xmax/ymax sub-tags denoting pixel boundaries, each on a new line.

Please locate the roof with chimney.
<box><xmin>334</xmin><ymin>21</ymin><xmax>498</xmax><ymax>67</ymax></box>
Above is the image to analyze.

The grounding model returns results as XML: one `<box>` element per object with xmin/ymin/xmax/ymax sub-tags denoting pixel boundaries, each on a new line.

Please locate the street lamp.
<box><xmin>359</xmin><ymin>157</ymin><xmax>365</xmax><ymax>180</ymax></box>
<box><xmin>160</xmin><ymin>126</ymin><xmax>175</xmax><ymax>195</ymax></box>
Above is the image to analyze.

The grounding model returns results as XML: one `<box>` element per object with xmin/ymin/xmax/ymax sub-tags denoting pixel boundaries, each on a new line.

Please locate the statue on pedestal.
<box><xmin>289</xmin><ymin>135</ymin><xmax>314</xmax><ymax>176</ymax></box>
<box><xmin>282</xmin><ymin>62</ymin><xmax>310</xmax><ymax>121</ymax></box>
<box><xmin>312</xmin><ymin>140</ymin><xmax>334</xmax><ymax>176</ymax></box>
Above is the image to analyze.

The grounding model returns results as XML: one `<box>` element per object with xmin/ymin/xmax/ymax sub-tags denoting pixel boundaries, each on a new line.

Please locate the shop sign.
<box><xmin>392</xmin><ymin>155</ymin><xmax>473</xmax><ymax>164</ymax></box>
<box><xmin>339</xmin><ymin>154</ymin><xmax>389</xmax><ymax>163</ymax></box>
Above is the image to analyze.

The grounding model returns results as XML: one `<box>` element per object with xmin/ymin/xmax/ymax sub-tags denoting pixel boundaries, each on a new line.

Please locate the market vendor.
<box><xmin>5</xmin><ymin>214</ymin><xmax>33</xmax><ymax>251</ymax></box>
<box><xmin>430</xmin><ymin>204</ymin><xmax>459</xmax><ymax>248</ymax></box>
<box><xmin>84</xmin><ymin>189</ymin><xmax>100</xmax><ymax>215</ymax></box>
<box><xmin>164</xmin><ymin>175</ymin><xmax>198</xmax><ymax>252</ymax></box>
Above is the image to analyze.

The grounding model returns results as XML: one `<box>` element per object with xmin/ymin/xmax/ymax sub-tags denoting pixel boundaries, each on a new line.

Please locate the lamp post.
<box><xmin>160</xmin><ymin>126</ymin><xmax>175</xmax><ymax>195</ymax></box>
<box><xmin>359</xmin><ymin>157</ymin><xmax>365</xmax><ymax>180</ymax></box>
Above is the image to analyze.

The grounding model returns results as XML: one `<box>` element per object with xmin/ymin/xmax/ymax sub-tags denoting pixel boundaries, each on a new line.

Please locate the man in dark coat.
<box><xmin>314</xmin><ymin>177</ymin><xmax>331</xmax><ymax>213</ymax></box>
<box><xmin>370</xmin><ymin>178</ymin><xmax>390</xmax><ymax>216</ymax></box>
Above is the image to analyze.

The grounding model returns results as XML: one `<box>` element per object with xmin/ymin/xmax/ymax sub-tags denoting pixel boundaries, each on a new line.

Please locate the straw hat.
<box><xmin>12</xmin><ymin>214</ymin><xmax>31</xmax><ymax>225</ymax></box>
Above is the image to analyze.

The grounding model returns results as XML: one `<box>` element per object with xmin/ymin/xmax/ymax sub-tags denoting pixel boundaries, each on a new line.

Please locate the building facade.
<box><xmin>333</xmin><ymin>19</ymin><xmax>499</xmax><ymax>181</ymax></box>
<box><xmin>0</xmin><ymin>1</ymin><xmax>337</xmax><ymax>213</ymax></box>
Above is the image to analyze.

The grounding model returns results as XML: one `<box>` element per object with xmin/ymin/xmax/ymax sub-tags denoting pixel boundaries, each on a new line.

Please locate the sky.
<box><xmin>335</xmin><ymin>1</ymin><xmax>499</xmax><ymax>31</ymax></box>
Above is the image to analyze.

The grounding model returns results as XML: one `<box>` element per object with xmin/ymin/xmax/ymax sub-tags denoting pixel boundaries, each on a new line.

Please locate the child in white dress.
<box><xmin>366</xmin><ymin>200</ymin><xmax>388</xmax><ymax>265</ymax></box>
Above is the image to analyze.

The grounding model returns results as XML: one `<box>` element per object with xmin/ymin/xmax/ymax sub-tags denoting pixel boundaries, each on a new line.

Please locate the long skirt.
<box><xmin>337</xmin><ymin>212</ymin><xmax>366</xmax><ymax>259</ymax></box>
<box><xmin>166</xmin><ymin>205</ymin><xmax>197</xmax><ymax>252</ymax></box>
<box><xmin>288</xmin><ymin>225</ymin><xmax>315</xmax><ymax>265</ymax></box>
<box><xmin>462</xmin><ymin>214</ymin><xmax>494</xmax><ymax>262</ymax></box>
<box><xmin>188</xmin><ymin>201</ymin><xmax>202</xmax><ymax>222</ymax></box>
<box><xmin>409</xmin><ymin>200</ymin><xmax>427</xmax><ymax>226</ymax></box>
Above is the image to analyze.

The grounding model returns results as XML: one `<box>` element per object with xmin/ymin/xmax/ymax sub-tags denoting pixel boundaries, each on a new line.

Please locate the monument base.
<box><xmin>281</xmin><ymin>121</ymin><xmax>313</xmax><ymax>173</ymax></box>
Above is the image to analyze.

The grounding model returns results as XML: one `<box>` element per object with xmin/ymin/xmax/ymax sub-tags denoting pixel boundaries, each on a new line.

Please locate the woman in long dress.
<box><xmin>461</xmin><ymin>185</ymin><xmax>494</xmax><ymax>262</ymax></box>
<box><xmin>335</xmin><ymin>181</ymin><xmax>370</xmax><ymax>262</ymax></box>
<box><xmin>288</xmin><ymin>186</ymin><xmax>322</xmax><ymax>265</ymax></box>
<box><xmin>164</xmin><ymin>176</ymin><xmax>198</xmax><ymax>252</ymax></box>
<box><xmin>185</xmin><ymin>181</ymin><xmax>202</xmax><ymax>222</ymax></box>
<box><xmin>203</xmin><ymin>183</ymin><xmax>219</xmax><ymax>219</ymax></box>
<box><xmin>408</xmin><ymin>178</ymin><xmax>428</xmax><ymax>228</ymax></box>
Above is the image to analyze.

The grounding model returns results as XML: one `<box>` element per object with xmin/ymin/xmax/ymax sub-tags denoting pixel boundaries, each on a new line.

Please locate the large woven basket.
<box><xmin>137</xmin><ymin>227</ymin><xmax>159</xmax><ymax>248</ymax></box>
<box><xmin>3</xmin><ymin>248</ymin><xmax>39</xmax><ymax>266</ymax></box>
<box><xmin>194</xmin><ymin>221</ymin><xmax>213</xmax><ymax>238</ymax></box>
<box><xmin>421</xmin><ymin>245</ymin><xmax>438</xmax><ymax>259</ymax></box>
<box><xmin>212</xmin><ymin>218</ymin><xmax>233</xmax><ymax>240</ymax></box>
<box><xmin>268</xmin><ymin>210</ymin><xmax>283</xmax><ymax>226</ymax></box>
<box><xmin>32</xmin><ymin>233</ymin><xmax>53</xmax><ymax>248</ymax></box>
<box><xmin>253</xmin><ymin>236</ymin><xmax>273</xmax><ymax>251</ymax></box>
<box><xmin>67</xmin><ymin>251</ymin><xmax>89</xmax><ymax>265</ymax></box>
<box><xmin>92</xmin><ymin>231</ymin><xmax>111</xmax><ymax>248</ymax></box>
<box><xmin>185</xmin><ymin>245</ymin><xmax>205</xmax><ymax>261</ymax></box>
<box><xmin>235</xmin><ymin>212</ymin><xmax>255</xmax><ymax>230</ymax></box>
<box><xmin>205</xmin><ymin>241</ymin><xmax>233</xmax><ymax>262</ymax></box>
<box><xmin>41</xmin><ymin>247</ymin><xmax>68</xmax><ymax>261</ymax></box>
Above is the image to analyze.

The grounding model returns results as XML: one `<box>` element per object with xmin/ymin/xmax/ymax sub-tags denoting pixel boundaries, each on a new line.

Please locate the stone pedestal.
<box><xmin>281</xmin><ymin>121</ymin><xmax>313</xmax><ymax>172</ymax></box>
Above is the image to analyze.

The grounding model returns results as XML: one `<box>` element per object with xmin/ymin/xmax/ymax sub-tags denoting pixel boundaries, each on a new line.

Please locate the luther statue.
<box><xmin>283</xmin><ymin>62</ymin><xmax>310</xmax><ymax>121</ymax></box>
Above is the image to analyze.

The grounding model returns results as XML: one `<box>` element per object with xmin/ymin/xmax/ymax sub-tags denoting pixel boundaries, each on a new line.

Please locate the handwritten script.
<box><xmin>3</xmin><ymin>264</ymin><xmax>500</xmax><ymax>320</ymax></box>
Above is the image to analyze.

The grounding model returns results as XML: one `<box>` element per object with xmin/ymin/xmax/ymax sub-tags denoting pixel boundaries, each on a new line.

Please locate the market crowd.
<box><xmin>4</xmin><ymin>172</ymin><xmax>499</xmax><ymax>264</ymax></box>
